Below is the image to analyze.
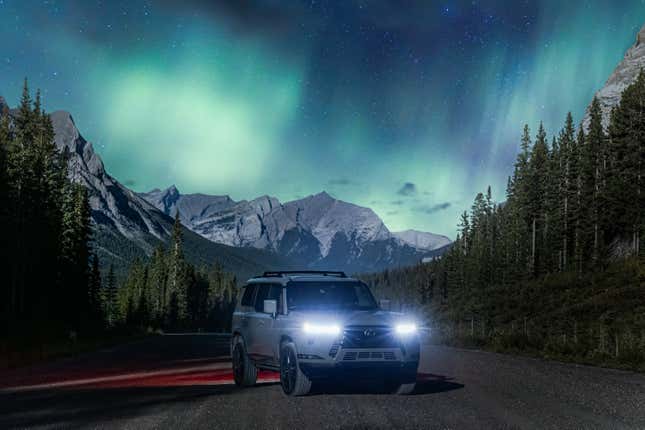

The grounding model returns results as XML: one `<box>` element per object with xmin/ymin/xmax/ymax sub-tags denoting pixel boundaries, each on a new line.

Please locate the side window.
<box><xmin>254</xmin><ymin>284</ymin><xmax>270</xmax><ymax>312</ymax></box>
<box><xmin>241</xmin><ymin>284</ymin><xmax>257</xmax><ymax>307</ymax></box>
<box><xmin>267</xmin><ymin>285</ymin><xmax>283</xmax><ymax>314</ymax></box>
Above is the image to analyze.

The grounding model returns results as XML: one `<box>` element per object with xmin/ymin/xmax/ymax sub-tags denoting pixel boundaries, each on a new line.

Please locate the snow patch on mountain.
<box><xmin>392</xmin><ymin>229</ymin><xmax>452</xmax><ymax>251</ymax></box>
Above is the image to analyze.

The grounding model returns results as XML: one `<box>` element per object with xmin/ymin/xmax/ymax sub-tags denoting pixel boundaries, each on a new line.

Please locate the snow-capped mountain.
<box><xmin>392</xmin><ymin>229</ymin><xmax>452</xmax><ymax>252</ymax></box>
<box><xmin>584</xmin><ymin>23</ymin><xmax>645</xmax><ymax>129</ymax></box>
<box><xmin>140</xmin><ymin>187</ymin><xmax>451</xmax><ymax>273</ymax></box>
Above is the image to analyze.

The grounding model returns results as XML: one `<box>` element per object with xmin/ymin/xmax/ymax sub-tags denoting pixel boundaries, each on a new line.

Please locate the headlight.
<box><xmin>395</xmin><ymin>323</ymin><xmax>417</xmax><ymax>335</ymax></box>
<box><xmin>303</xmin><ymin>322</ymin><xmax>341</xmax><ymax>335</ymax></box>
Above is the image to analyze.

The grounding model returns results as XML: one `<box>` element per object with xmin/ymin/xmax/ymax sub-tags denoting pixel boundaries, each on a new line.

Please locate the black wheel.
<box><xmin>232</xmin><ymin>338</ymin><xmax>257</xmax><ymax>387</ymax></box>
<box><xmin>280</xmin><ymin>342</ymin><xmax>312</xmax><ymax>396</ymax></box>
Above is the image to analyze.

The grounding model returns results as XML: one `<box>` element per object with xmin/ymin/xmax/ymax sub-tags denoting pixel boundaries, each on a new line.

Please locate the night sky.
<box><xmin>1</xmin><ymin>1</ymin><xmax>645</xmax><ymax>237</ymax></box>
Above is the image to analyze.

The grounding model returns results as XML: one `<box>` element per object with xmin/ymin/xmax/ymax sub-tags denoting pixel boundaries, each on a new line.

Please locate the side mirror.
<box><xmin>263</xmin><ymin>299</ymin><xmax>277</xmax><ymax>316</ymax></box>
<box><xmin>379</xmin><ymin>299</ymin><xmax>391</xmax><ymax>311</ymax></box>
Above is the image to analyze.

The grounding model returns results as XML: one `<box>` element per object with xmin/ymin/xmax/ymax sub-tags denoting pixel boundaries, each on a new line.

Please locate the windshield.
<box><xmin>286</xmin><ymin>281</ymin><xmax>378</xmax><ymax>311</ymax></box>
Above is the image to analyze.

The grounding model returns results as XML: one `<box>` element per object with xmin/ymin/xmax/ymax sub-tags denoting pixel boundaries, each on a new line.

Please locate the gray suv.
<box><xmin>231</xmin><ymin>271</ymin><xmax>420</xmax><ymax>396</ymax></box>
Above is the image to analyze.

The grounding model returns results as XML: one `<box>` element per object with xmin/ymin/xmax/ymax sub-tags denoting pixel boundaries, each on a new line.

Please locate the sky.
<box><xmin>1</xmin><ymin>0</ymin><xmax>645</xmax><ymax>237</ymax></box>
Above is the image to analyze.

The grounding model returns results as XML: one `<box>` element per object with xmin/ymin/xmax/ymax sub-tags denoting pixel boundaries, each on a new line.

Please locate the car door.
<box><xmin>246</xmin><ymin>283</ymin><xmax>272</xmax><ymax>361</ymax></box>
<box><xmin>236</xmin><ymin>284</ymin><xmax>257</xmax><ymax>341</ymax></box>
<box><xmin>261</xmin><ymin>284</ymin><xmax>284</xmax><ymax>364</ymax></box>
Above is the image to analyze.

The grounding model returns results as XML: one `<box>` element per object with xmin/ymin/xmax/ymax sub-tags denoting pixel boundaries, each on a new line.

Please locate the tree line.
<box><xmin>0</xmin><ymin>80</ymin><xmax>99</xmax><ymax>343</ymax></box>
<box><xmin>436</xmin><ymin>70</ymin><xmax>644</xmax><ymax>298</ymax></box>
<box><xmin>362</xmin><ymin>71</ymin><xmax>645</xmax><ymax>369</ymax></box>
<box><xmin>1</xmin><ymin>81</ymin><xmax>238</xmax><ymax>352</ymax></box>
<box><xmin>109</xmin><ymin>214</ymin><xmax>238</xmax><ymax>332</ymax></box>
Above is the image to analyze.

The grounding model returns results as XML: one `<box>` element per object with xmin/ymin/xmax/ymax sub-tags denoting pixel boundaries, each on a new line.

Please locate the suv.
<box><xmin>231</xmin><ymin>271</ymin><xmax>420</xmax><ymax>396</ymax></box>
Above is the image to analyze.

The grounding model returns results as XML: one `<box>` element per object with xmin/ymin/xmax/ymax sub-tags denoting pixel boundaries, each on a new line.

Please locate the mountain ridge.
<box><xmin>139</xmin><ymin>185</ymin><xmax>451</xmax><ymax>273</ymax></box>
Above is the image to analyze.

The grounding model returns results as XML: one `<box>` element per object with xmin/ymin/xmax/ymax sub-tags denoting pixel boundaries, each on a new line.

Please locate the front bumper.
<box><xmin>299</xmin><ymin>360</ymin><xmax>419</xmax><ymax>383</ymax></box>
<box><xmin>292</xmin><ymin>324</ymin><xmax>421</xmax><ymax>383</ymax></box>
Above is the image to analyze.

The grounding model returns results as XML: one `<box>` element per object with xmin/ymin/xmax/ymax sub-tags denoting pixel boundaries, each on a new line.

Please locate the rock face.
<box><xmin>140</xmin><ymin>187</ymin><xmax>451</xmax><ymax>273</ymax></box>
<box><xmin>584</xmin><ymin>23</ymin><xmax>645</xmax><ymax>129</ymax></box>
<box><xmin>50</xmin><ymin>111</ymin><xmax>168</xmax><ymax>245</ymax></box>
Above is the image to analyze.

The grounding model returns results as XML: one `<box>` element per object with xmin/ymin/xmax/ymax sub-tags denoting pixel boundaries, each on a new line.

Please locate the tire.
<box><xmin>392</xmin><ymin>382</ymin><xmax>416</xmax><ymax>395</ymax></box>
<box><xmin>280</xmin><ymin>342</ymin><xmax>312</xmax><ymax>396</ymax></box>
<box><xmin>232</xmin><ymin>337</ymin><xmax>257</xmax><ymax>387</ymax></box>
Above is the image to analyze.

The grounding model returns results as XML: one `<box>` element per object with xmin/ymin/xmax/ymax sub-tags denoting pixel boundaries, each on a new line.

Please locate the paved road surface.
<box><xmin>1</xmin><ymin>334</ymin><xmax>644</xmax><ymax>429</ymax></box>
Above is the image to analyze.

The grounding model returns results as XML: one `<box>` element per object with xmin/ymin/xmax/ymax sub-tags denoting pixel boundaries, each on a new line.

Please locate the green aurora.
<box><xmin>1</xmin><ymin>1</ymin><xmax>645</xmax><ymax>236</ymax></box>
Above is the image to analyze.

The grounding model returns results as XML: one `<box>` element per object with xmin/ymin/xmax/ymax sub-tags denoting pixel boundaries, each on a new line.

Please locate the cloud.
<box><xmin>386</xmin><ymin>211</ymin><xmax>399</xmax><ymax>216</ymax></box>
<box><xmin>328</xmin><ymin>178</ymin><xmax>356</xmax><ymax>186</ymax></box>
<box><xmin>397</xmin><ymin>182</ymin><xmax>417</xmax><ymax>196</ymax></box>
<box><xmin>413</xmin><ymin>202</ymin><xmax>452</xmax><ymax>214</ymax></box>
<box><xmin>390</xmin><ymin>200</ymin><xmax>405</xmax><ymax>206</ymax></box>
<box><xmin>123</xmin><ymin>179</ymin><xmax>136</xmax><ymax>187</ymax></box>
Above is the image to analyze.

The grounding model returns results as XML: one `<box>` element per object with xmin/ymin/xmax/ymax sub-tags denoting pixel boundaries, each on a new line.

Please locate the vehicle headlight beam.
<box><xmin>395</xmin><ymin>323</ymin><xmax>417</xmax><ymax>335</ymax></box>
<box><xmin>303</xmin><ymin>322</ymin><xmax>341</xmax><ymax>336</ymax></box>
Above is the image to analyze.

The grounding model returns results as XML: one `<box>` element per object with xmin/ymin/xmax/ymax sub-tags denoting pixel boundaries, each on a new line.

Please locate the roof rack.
<box><xmin>260</xmin><ymin>270</ymin><xmax>347</xmax><ymax>278</ymax></box>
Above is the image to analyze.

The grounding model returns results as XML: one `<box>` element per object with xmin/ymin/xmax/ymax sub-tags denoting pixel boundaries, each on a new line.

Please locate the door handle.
<box><xmin>258</xmin><ymin>320</ymin><xmax>265</xmax><ymax>326</ymax></box>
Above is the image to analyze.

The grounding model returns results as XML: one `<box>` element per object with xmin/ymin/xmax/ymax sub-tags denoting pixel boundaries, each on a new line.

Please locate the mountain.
<box><xmin>2</xmin><ymin>96</ymin><xmax>450</xmax><ymax>276</ymax></box>
<box><xmin>584</xmin><ymin>23</ymin><xmax>645</xmax><ymax>129</ymax></box>
<box><xmin>0</xmin><ymin>101</ymin><xmax>293</xmax><ymax>281</ymax></box>
<box><xmin>391</xmin><ymin>229</ymin><xmax>452</xmax><ymax>251</ymax></box>
<box><xmin>140</xmin><ymin>187</ymin><xmax>451</xmax><ymax>274</ymax></box>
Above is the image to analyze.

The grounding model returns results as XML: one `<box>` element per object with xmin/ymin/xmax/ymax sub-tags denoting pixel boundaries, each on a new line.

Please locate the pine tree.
<box><xmin>581</xmin><ymin>98</ymin><xmax>606</xmax><ymax>266</ymax></box>
<box><xmin>119</xmin><ymin>258</ymin><xmax>143</xmax><ymax>326</ymax></box>
<box><xmin>545</xmin><ymin>135</ymin><xmax>561</xmax><ymax>271</ymax></box>
<box><xmin>572</xmin><ymin>126</ymin><xmax>585</xmax><ymax>273</ymax></box>
<box><xmin>559</xmin><ymin>113</ymin><xmax>576</xmax><ymax>270</ymax></box>
<box><xmin>148</xmin><ymin>245</ymin><xmax>168</xmax><ymax>324</ymax></box>
<box><xmin>137</xmin><ymin>265</ymin><xmax>150</xmax><ymax>328</ymax></box>
<box><xmin>167</xmin><ymin>212</ymin><xmax>188</xmax><ymax>326</ymax></box>
<box><xmin>510</xmin><ymin>124</ymin><xmax>533</xmax><ymax>276</ymax></box>
<box><xmin>104</xmin><ymin>264</ymin><xmax>118</xmax><ymax>327</ymax></box>
<box><xmin>527</xmin><ymin>122</ymin><xmax>549</xmax><ymax>275</ymax></box>
<box><xmin>88</xmin><ymin>254</ymin><xmax>104</xmax><ymax>330</ymax></box>
<box><xmin>60</xmin><ymin>184</ymin><xmax>93</xmax><ymax>331</ymax></box>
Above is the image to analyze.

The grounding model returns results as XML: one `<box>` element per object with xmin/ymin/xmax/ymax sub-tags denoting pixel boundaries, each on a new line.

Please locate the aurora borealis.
<box><xmin>1</xmin><ymin>1</ymin><xmax>645</xmax><ymax>237</ymax></box>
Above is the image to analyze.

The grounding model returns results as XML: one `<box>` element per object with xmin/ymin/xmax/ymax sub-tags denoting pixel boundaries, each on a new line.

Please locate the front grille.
<box><xmin>341</xmin><ymin>326</ymin><xmax>400</xmax><ymax>348</ymax></box>
<box><xmin>383</xmin><ymin>351</ymin><xmax>395</xmax><ymax>360</ymax></box>
<box><xmin>343</xmin><ymin>351</ymin><xmax>357</xmax><ymax>361</ymax></box>
<box><xmin>341</xmin><ymin>350</ymin><xmax>397</xmax><ymax>361</ymax></box>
